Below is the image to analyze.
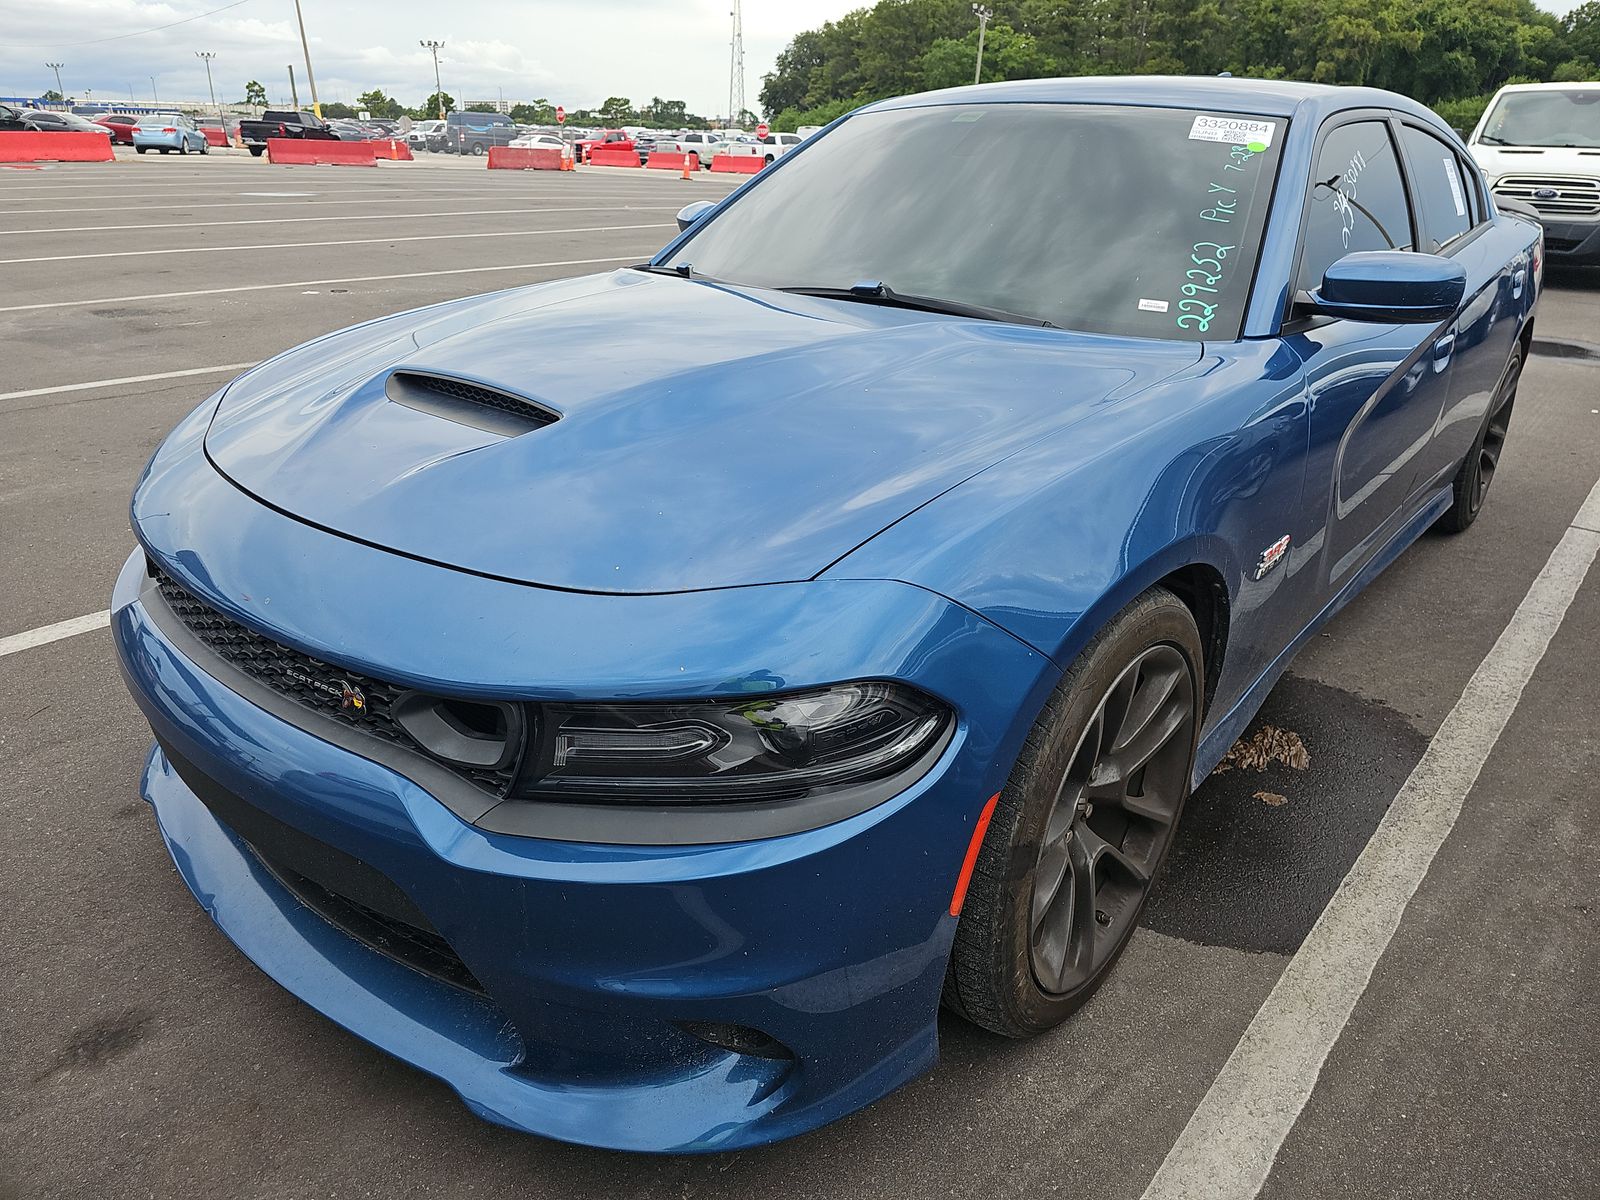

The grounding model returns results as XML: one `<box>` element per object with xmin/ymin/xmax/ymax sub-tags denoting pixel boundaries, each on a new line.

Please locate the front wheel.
<box><xmin>1437</xmin><ymin>344</ymin><xmax>1522</xmax><ymax>534</ymax></box>
<box><xmin>248</xmin><ymin>146</ymin><xmax>264</xmax><ymax>157</ymax></box>
<box><xmin>136</xmin><ymin>147</ymin><xmax>147</xmax><ymax>154</ymax></box>
<box><xmin>945</xmin><ymin>586</ymin><xmax>1202</xmax><ymax>1037</ymax></box>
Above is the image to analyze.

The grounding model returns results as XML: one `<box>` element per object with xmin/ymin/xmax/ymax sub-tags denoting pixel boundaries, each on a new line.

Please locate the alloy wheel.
<box><xmin>1473</xmin><ymin>355</ymin><xmax>1521</xmax><ymax>513</ymax></box>
<box><xmin>1029</xmin><ymin>644</ymin><xmax>1195</xmax><ymax>995</ymax></box>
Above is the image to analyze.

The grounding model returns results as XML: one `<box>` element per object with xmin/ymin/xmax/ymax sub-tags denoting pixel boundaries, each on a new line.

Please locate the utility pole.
<box><xmin>151</xmin><ymin>76</ymin><xmax>159</xmax><ymax>104</ymax></box>
<box><xmin>972</xmin><ymin>5</ymin><xmax>993</xmax><ymax>85</ymax></box>
<box><xmin>196</xmin><ymin>51</ymin><xmax>219</xmax><ymax>116</ymax></box>
<box><xmin>46</xmin><ymin>62</ymin><xmax>65</xmax><ymax>100</ymax></box>
<box><xmin>727</xmin><ymin>2</ymin><xmax>745</xmax><ymax>128</ymax></box>
<box><xmin>287</xmin><ymin>64</ymin><xmax>299</xmax><ymax>112</ymax></box>
<box><xmin>420</xmin><ymin>41</ymin><xmax>445</xmax><ymax>119</ymax></box>
<box><xmin>290</xmin><ymin>0</ymin><xmax>321</xmax><ymax>116</ymax></box>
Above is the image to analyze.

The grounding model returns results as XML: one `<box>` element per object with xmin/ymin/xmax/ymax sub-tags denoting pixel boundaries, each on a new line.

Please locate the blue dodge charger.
<box><xmin>114</xmin><ymin>77</ymin><xmax>1540</xmax><ymax>1150</ymax></box>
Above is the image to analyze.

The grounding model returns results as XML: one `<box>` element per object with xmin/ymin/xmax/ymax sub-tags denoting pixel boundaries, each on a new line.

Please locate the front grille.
<box><xmin>256</xmin><ymin>852</ymin><xmax>486</xmax><ymax>994</ymax></box>
<box><xmin>1492</xmin><ymin>175</ymin><xmax>1600</xmax><ymax>217</ymax></box>
<box><xmin>153</xmin><ymin>566</ymin><xmax>516</xmax><ymax>796</ymax></box>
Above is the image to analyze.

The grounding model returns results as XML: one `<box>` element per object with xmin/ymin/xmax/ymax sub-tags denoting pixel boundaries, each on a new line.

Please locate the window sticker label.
<box><xmin>1138</xmin><ymin>298</ymin><xmax>1170</xmax><ymax>312</ymax></box>
<box><xmin>1189</xmin><ymin>115</ymin><xmax>1275</xmax><ymax>150</ymax></box>
<box><xmin>1444</xmin><ymin>157</ymin><xmax>1467</xmax><ymax>217</ymax></box>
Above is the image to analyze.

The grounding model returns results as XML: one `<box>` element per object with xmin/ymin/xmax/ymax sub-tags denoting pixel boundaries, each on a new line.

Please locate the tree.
<box><xmin>511</xmin><ymin>98</ymin><xmax>555</xmax><ymax>123</ymax></box>
<box><xmin>648</xmin><ymin>96</ymin><xmax>689</xmax><ymax>125</ymax></box>
<box><xmin>242</xmin><ymin>79</ymin><xmax>267</xmax><ymax>107</ymax></box>
<box><xmin>42</xmin><ymin>89</ymin><xmax>64</xmax><ymax>103</ymax></box>
<box><xmin>356</xmin><ymin>89</ymin><xmax>403</xmax><ymax>119</ymax></box>
<box><xmin>465</xmin><ymin>102</ymin><xmax>500</xmax><ymax>112</ymax></box>
<box><xmin>597</xmin><ymin>95</ymin><xmax>634</xmax><ymax>123</ymax></box>
<box><xmin>321</xmin><ymin>101</ymin><xmax>356</xmax><ymax>118</ymax></box>
<box><xmin>415</xmin><ymin>91</ymin><xmax>454</xmax><ymax>119</ymax></box>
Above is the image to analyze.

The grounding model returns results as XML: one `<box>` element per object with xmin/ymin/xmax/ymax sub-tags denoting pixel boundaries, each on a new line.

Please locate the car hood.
<box><xmin>205</xmin><ymin>271</ymin><xmax>1200</xmax><ymax>593</ymax></box>
<box><xmin>1470</xmin><ymin>143</ymin><xmax>1600</xmax><ymax>182</ymax></box>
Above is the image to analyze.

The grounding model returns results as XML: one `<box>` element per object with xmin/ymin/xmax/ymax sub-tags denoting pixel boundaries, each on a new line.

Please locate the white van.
<box><xmin>1466</xmin><ymin>82</ymin><xmax>1600</xmax><ymax>266</ymax></box>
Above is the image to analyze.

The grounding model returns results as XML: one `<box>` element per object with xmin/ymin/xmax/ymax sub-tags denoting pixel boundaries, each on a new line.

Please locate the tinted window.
<box><xmin>1398</xmin><ymin>124</ymin><xmax>1474</xmax><ymax>250</ymax></box>
<box><xmin>1297</xmin><ymin>120</ymin><xmax>1413</xmax><ymax>294</ymax></box>
<box><xmin>668</xmin><ymin>103</ymin><xmax>1286</xmax><ymax>340</ymax></box>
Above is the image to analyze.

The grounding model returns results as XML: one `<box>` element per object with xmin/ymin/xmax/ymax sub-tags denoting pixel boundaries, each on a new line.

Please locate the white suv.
<box><xmin>1466</xmin><ymin>82</ymin><xmax>1600</xmax><ymax>266</ymax></box>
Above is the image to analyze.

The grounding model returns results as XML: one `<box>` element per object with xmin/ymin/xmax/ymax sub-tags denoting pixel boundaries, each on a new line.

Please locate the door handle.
<box><xmin>1512</xmin><ymin>269</ymin><xmax>1526</xmax><ymax>300</ymax></box>
<box><xmin>1432</xmin><ymin>332</ymin><xmax>1456</xmax><ymax>371</ymax></box>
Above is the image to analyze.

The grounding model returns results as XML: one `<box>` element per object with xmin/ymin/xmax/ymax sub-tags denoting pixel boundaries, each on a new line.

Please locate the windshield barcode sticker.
<box><xmin>1444</xmin><ymin>157</ymin><xmax>1467</xmax><ymax>217</ymax></box>
<box><xmin>1189</xmin><ymin>115</ymin><xmax>1275</xmax><ymax>150</ymax></box>
<box><xmin>1138</xmin><ymin>298</ymin><xmax>1170</xmax><ymax>312</ymax></box>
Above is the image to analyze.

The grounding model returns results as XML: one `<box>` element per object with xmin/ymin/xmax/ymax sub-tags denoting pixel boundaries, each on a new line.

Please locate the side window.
<box><xmin>1397</xmin><ymin>124</ymin><xmax>1475</xmax><ymax>250</ymax></box>
<box><xmin>1298</xmin><ymin>120</ymin><xmax>1414</xmax><ymax>294</ymax></box>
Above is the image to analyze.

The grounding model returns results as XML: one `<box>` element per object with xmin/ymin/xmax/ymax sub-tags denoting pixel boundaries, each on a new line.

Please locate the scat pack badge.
<box><xmin>1254</xmin><ymin>534</ymin><xmax>1291</xmax><ymax>580</ymax></box>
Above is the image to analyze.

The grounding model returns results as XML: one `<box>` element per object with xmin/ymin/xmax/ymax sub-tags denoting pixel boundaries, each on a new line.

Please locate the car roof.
<box><xmin>1489</xmin><ymin>81</ymin><xmax>1600</xmax><ymax>93</ymax></box>
<box><xmin>861</xmin><ymin>74</ymin><xmax>1444</xmax><ymax>125</ymax></box>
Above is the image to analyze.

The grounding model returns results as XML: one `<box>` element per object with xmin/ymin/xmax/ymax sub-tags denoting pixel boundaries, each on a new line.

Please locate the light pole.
<box><xmin>196</xmin><ymin>51</ymin><xmax>219</xmax><ymax>116</ymax></box>
<box><xmin>46</xmin><ymin>62</ymin><xmax>65</xmax><ymax>101</ymax></box>
<box><xmin>151</xmin><ymin>76</ymin><xmax>159</xmax><ymax>104</ymax></box>
<box><xmin>290</xmin><ymin>0</ymin><xmax>321</xmax><ymax>116</ymax></box>
<box><xmin>972</xmin><ymin>5</ymin><xmax>993</xmax><ymax>85</ymax></box>
<box><xmin>420</xmin><ymin>41</ymin><xmax>445</xmax><ymax>120</ymax></box>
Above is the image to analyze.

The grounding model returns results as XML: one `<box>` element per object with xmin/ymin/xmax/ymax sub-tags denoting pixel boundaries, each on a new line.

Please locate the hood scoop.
<box><xmin>385</xmin><ymin>370</ymin><xmax>559</xmax><ymax>437</ymax></box>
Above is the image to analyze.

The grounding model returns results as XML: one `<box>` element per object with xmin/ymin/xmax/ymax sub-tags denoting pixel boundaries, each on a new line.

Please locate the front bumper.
<box><xmin>113</xmin><ymin>445</ymin><xmax>1052</xmax><ymax>1149</ymax></box>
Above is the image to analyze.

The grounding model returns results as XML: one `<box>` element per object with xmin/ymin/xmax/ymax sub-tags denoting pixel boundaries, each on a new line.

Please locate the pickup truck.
<box><xmin>239</xmin><ymin>110</ymin><xmax>338</xmax><ymax>157</ymax></box>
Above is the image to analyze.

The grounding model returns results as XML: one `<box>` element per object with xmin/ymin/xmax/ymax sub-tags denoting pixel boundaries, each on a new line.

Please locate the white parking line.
<box><xmin>0</xmin><ymin>204</ymin><xmax>674</xmax><ymax>232</ymax></box>
<box><xmin>0</xmin><ymin>221</ymin><xmax>673</xmax><ymax>265</ymax></box>
<box><xmin>0</xmin><ymin>253</ymin><xmax>650</xmax><ymax>313</ymax></box>
<box><xmin>1140</xmin><ymin>473</ymin><xmax>1600</xmax><ymax>1200</ymax></box>
<box><xmin>0</xmin><ymin>363</ymin><xmax>257</xmax><ymax>404</ymax></box>
<box><xmin>0</xmin><ymin>611</ymin><xmax>110</xmax><ymax>658</ymax></box>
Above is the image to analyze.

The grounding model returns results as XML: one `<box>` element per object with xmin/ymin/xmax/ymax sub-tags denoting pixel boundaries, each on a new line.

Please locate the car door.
<box><xmin>1284</xmin><ymin>114</ymin><xmax>1459</xmax><ymax>597</ymax></box>
<box><xmin>1393</xmin><ymin>120</ymin><xmax>1520</xmax><ymax>496</ymax></box>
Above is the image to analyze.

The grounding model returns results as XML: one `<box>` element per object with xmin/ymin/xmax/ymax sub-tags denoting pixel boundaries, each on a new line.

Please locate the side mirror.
<box><xmin>676</xmin><ymin>200</ymin><xmax>715</xmax><ymax>232</ymax></box>
<box><xmin>1307</xmin><ymin>251</ymin><xmax>1466</xmax><ymax>324</ymax></box>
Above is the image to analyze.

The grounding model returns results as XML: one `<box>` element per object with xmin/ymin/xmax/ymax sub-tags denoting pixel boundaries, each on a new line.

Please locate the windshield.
<box><xmin>665</xmin><ymin>103</ymin><xmax>1284</xmax><ymax>340</ymax></box>
<box><xmin>1480</xmin><ymin>90</ymin><xmax>1600</xmax><ymax>149</ymax></box>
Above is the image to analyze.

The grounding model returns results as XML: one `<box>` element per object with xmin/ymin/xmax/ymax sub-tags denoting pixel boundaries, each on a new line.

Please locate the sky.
<box><xmin>3</xmin><ymin>0</ymin><xmax>1582</xmax><ymax>116</ymax></box>
<box><xmin>2</xmin><ymin>0</ymin><xmax>866</xmax><ymax>116</ymax></box>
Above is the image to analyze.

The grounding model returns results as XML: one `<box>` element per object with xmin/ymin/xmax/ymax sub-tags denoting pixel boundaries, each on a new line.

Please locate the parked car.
<box><xmin>575</xmin><ymin>128</ymin><xmax>634</xmax><ymax>162</ymax></box>
<box><xmin>18</xmin><ymin>109</ymin><xmax>112</xmax><ymax>136</ymax></box>
<box><xmin>239</xmin><ymin>109</ymin><xmax>336</xmax><ymax>157</ymax></box>
<box><xmin>114</xmin><ymin>76</ymin><xmax>1539</xmax><ymax>1154</ymax></box>
<box><xmin>93</xmin><ymin>113</ymin><xmax>141</xmax><ymax>144</ymax></box>
<box><xmin>442</xmin><ymin>110</ymin><xmax>517</xmax><ymax>156</ymax></box>
<box><xmin>723</xmin><ymin>131</ymin><xmax>804</xmax><ymax>164</ymax></box>
<box><xmin>0</xmin><ymin>102</ymin><xmax>28</xmax><ymax>131</ymax></box>
<box><xmin>507</xmin><ymin>132</ymin><xmax>566</xmax><ymax>152</ymax></box>
<box><xmin>672</xmin><ymin>130</ymin><xmax>724</xmax><ymax>166</ymax></box>
<box><xmin>405</xmin><ymin>119</ymin><xmax>444</xmax><ymax>150</ymax></box>
<box><xmin>1466</xmin><ymin>81</ymin><xmax>1600</xmax><ymax>265</ymax></box>
<box><xmin>132</xmin><ymin>113</ymin><xmax>208</xmax><ymax>155</ymax></box>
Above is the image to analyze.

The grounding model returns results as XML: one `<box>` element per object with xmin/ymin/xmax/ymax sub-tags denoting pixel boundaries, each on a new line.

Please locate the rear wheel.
<box><xmin>945</xmin><ymin>586</ymin><xmax>1202</xmax><ymax>1037</ymax></box>
<box><xmin>177</xmin><ymin>140</ymin><xmax>188</xmax><ymax>155</ymax></box>
<box><xmin>136</xmin><ymin>147</ymin><xmax>147</xmax><ymax>154</ymax></box>
<box><xmin>470</xmin><ymin>141</ymin><xmax>486</xmax><ymax>157</ymax></box>
<box><xmin>1437</xmin><ymin>344</ymin><xmax>1522</xmax><ymax>534</ymax></box>
<box><xmin>248</xmin><ymin>146</ymin><xmax>264</xmax><ymax>157</ymax></box>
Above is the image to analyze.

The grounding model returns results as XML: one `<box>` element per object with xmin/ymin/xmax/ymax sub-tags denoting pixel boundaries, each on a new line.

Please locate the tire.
<box><xmin>178</xmin><ymin>140</ymin><xmax>188</xmax><ymax>155</ymax></box>
<box><xmin>200</xmin><ymin>140</ymin><xmax>209</xmax><ymax>155</ymax></box>
<box><xmin>136</xmin><ymin>147</ymin><xmax>147</xmax><ymax>154</ymax></box>
<box><xmin>159</xmin><ymin>148</ymin><xmax>170</xmax><ymax>155</ymax></box>
<box><xmin>1437</xmin><ymin>344</ymin><xmax>1523</xmax><ymax>534</ymax></box>
<box><xmin>944</xmin><ymin>586</ymin><xmax>1203</xmax><ymax>1037</ymax></box>
<box><xmin>248</xmin><ymin>146</ymin><xmax>264</xmax><ymax>157</ymax></box>
<box><xmin>470</xmin><ymin>141</ymin><xmax>486</xmax><ymax>157</ymax></box>
<box><xmin>764</xmin><ymin>154</ymin><xmax>775</xmax><ymax>165</ymax></box>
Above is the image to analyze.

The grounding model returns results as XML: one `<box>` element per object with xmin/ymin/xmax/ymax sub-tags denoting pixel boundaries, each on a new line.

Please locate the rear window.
<box><xmin>1398</xmin><ymin>124</ymin><xmax>1476</xmax><ymax>250</ymax></box>
<box><xmin>668</xmin><ymin>103</ymin><xmax>1285</xmax><ymax>340</ymax></box>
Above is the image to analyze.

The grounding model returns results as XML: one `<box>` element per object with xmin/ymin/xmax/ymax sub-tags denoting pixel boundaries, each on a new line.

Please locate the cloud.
<box><xmin>5</xmin><ymin>0</ymin><xmax>866</xmax><ymax>115</ymax></box>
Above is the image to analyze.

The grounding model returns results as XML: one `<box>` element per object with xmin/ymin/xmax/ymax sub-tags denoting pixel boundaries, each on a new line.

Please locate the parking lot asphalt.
<box><xmin>1</xmin><ymin>154</ymin><xmax>1596</xmax><ymax>1200</ymax></box>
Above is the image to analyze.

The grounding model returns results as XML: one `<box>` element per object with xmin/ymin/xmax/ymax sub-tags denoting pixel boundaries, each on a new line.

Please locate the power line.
<box><xmin>10</xmin><ymin>0</ymin><xmax>254</xmax><ymax>49</ymax></box>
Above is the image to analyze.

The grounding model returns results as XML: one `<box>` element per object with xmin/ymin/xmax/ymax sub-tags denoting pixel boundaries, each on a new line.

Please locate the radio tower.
<box><xmin>727</xmin><ymin>2</ymin><xmax>746</xmax><ymax>128</ymax></box>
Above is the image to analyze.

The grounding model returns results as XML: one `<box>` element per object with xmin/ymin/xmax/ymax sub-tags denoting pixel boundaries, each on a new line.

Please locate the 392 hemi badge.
<box><xmin>284</xmin><ymin>665</ymin><xmax>366</xmax><ymax>714</ymax></box>
<box><xmin>1255</xmin><ymin>534</ymin><xmax>1291</xmax><ymax>580</ymax></box>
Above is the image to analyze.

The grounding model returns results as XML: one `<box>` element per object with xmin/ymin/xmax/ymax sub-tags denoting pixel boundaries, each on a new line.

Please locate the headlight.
<box><xmin>516</xmin><ymin>681</ymin><xmax>952</xmax><ymax>804</ymax></box>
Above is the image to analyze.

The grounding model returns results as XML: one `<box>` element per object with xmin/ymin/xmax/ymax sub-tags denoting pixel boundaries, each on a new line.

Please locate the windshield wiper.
<box><xmin>1477</xmin><ymin>133</ymin><xmax>1511</xmax><ymax>145</ymax></box>
<box><xmin>779</xmin><ymin>281</ymin><xmax>1055</xmax><ymax>328</ymax></box>
<box><xmin>634</xmin><ymin>262</ymin><xmax>693</xmax><ymax>278</ymax></box>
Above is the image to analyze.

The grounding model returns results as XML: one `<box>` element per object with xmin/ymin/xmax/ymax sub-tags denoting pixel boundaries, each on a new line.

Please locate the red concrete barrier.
<box><xmin>488</xmin><ymin>146</ymin><xmax>564</xmax><ymax>170</ymax></box>
<box><xmin>710</xmin><ymin>153</ymin><xmax>763</xmax><ymax>175</ymax></box>
<box><xmin>202</xmin><ymin>128</ymin><xmax>229</xmax><ymax>147</ymax></box>
<box><xmin>0</xmin><ymin>131</ymin><xmax>113</xmax><ymax>163</ymax></box>
<box><xmin>372</xmin><ymin>139</ymin><xmax>414</xmax><ymax>161</ymax></box>
<box><xmin>648</xmin><ymin>151</ymin><xmax>697</xmax><ymax>172</ymax></box>
<box><xmin>588</xmin><ymin>146</ymin><xmax>642</xmax><ymax>168</ymax></box>
<box><xmin>266</xmin><ymin>138</ymin><xmax>376</xmax><ymax>166</ymax></box>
